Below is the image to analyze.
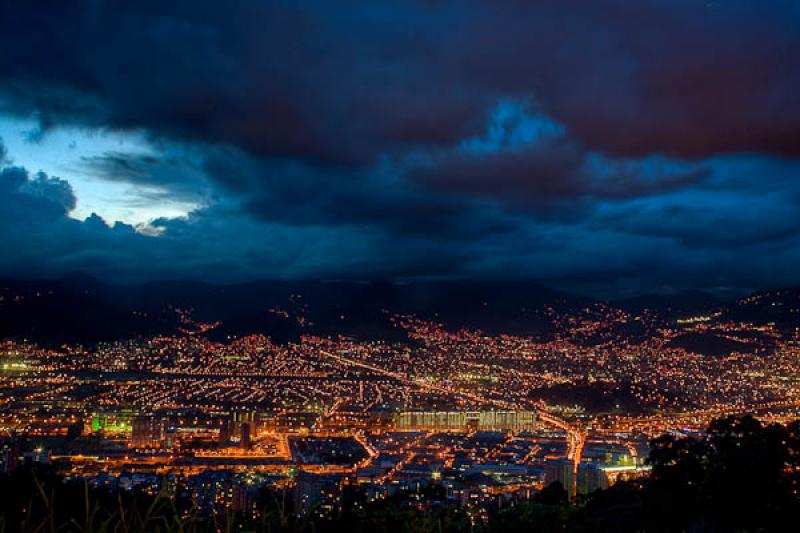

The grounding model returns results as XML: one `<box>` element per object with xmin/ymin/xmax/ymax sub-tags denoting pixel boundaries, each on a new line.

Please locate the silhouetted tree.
<box><xmin>642</xmin><ymin>415</ymin><xmax>800</xmax><ymax>531</ymax></box>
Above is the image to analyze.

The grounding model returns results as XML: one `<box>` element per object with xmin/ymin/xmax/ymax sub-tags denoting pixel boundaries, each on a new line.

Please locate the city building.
<box><xmin>394</xmin><ymin>410</ymin><xmax>537</xmax><ymax>432</ymax></box>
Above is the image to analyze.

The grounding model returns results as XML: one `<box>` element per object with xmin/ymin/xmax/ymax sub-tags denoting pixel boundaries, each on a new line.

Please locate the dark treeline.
<box><xmin>1</xmin><ymin>416</ymin><xmax>799</xmax><ymax>532</ymax></box>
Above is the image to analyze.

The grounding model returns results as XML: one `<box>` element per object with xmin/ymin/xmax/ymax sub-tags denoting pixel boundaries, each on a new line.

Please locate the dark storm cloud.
<box><xmin>0</xmin><ymin>0</ymin><xmax>480</xmax><ymax>164</ymax></box>
<box><xmin>201</xmin><ymin>147</ymin><xmax>513</xmax><ymax>241</ymax></box>
<box><xmin>4</xmin><ymin>1</ymin><xmax>798</xmax><ymax>162</ymax></box>
<box><xmin>411</xmin><ymin>102</ymin><xmax>713</xmax><ymax>215</ymax></box>
<box><xmin>0</xmin><ymin>166</ymin><xmax>77</xmax><ymax>224</ymax></box>
<box><xmin>0</xmin><ymin>157</ymin><xmax>479</xmax><ymax>282</ymax></box>
<box><xmin>446</xmin><ymin>0</ymin><xmax>800</xmax><ymax>159</ymax></box>
<box><xmin>0</xmin><ymin>0</ymin><xmax>799</xmax><ymax>294</ymax></box>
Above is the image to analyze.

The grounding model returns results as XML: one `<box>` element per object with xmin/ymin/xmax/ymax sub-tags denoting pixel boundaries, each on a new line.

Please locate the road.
<box><xmin>318</xmin><ymin>348</ymin><xmax>586</xmax><ymax>474</ymax></box>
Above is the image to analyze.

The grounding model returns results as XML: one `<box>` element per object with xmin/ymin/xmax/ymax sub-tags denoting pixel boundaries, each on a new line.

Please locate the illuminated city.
<box><xmin>2</xmin><ymin>282</ymin><xmax>800</xmax><ymax>528</ymax></box>
<box><xmin>2</xmin><ymin>1</ymin><xmax>800</xmax><ymax>531</ymax></box>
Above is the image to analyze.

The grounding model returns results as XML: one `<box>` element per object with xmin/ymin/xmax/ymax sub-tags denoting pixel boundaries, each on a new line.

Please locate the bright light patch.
<box><xmin>0</xmin><ymin>115</ymin><xmax>201</xmax><ymax>227</ymax></box>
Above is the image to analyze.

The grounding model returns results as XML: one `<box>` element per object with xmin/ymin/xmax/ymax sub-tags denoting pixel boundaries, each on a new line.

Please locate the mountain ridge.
<box><xmin>2</xmin><ymin>277</ymin><xmax>797</xmax><ymax>347</ymax></box>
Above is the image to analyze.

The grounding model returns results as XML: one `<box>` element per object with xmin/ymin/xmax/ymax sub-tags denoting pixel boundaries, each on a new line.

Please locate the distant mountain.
<box><xmin>113</xmin><ymin>279</ymin><xmax>592</xmax><ymax>341</ymax></box>
<box><xmin>614</xmin><ymin>290</ymin><xmax>723</xmax><ymax>318</ymax></box>
<box><xmin>0</xmin><ymin>278</ymin><xmax>592</xmax><ymax>346</ymax></box>
<box><xmin>2</xmin><ymin>278</ymin><xmax>799</xmax><ymax>348</ymax></box>
<box><xmin>0</xmin><ymin>277</ymin><xmax>166</xmax><ymax>346</ymax></box>
<box><xmin>720</xmin><ymin>289</ymin><xmax>800</xmax><ymax>334</ymax></box>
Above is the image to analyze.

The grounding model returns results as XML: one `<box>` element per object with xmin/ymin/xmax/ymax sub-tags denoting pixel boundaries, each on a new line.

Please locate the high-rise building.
<box><xmin>240</xmin><ymin>422</ymin><xmax>251</xmax><ymax>449</ymax></box>
<box><xmin>131</xmin><ymin>415</ymin><xmax>174</xmax><ymax>449</ymax></box>
<box><xmin>394</xmin><ymin>410</ymin><xmax>537</xmax><ymax>432</ymax></box>
<box><xmin>545</xmin><ymin>458</ymin><xmax>575</xmax><ymax>496</ymax></box>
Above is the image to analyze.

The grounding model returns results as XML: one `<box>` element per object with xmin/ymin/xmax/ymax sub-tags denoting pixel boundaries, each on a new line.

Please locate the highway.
<box><xmin>318</xmin><ymin>349</ymin><xmax>586</xmax><ymax>474</ymax></box>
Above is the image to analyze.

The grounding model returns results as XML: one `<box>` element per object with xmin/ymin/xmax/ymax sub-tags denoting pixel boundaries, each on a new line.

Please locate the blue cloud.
<box><xmin>0</xmin><ymin>1</ymin><xmax>798</xmax><ymax>296</ymax></box>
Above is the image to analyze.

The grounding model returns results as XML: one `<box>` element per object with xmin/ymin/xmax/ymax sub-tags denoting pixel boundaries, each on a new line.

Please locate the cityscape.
<box><xmin>2</xmin><ymin>281</ymin><xmax>800</xmax><ymax>529</ymax></box>
<box><xmin>2</xmin><ymin>1</ymin><xmax>800</xmax><ymax>531</ymax></box>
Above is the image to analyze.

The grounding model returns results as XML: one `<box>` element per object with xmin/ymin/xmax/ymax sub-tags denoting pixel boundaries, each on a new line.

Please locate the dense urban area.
<box><xmin>2</xmin><ymin>282</ymin><xmax>800</xmax><ymax>530</ymax></box>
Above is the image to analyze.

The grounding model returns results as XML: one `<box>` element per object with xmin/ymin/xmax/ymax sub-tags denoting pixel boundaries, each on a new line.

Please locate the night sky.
<box><xmin>1</xmin><ymin>1</ymin><xmax>799</xmax><ymax>297</ymax></box>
